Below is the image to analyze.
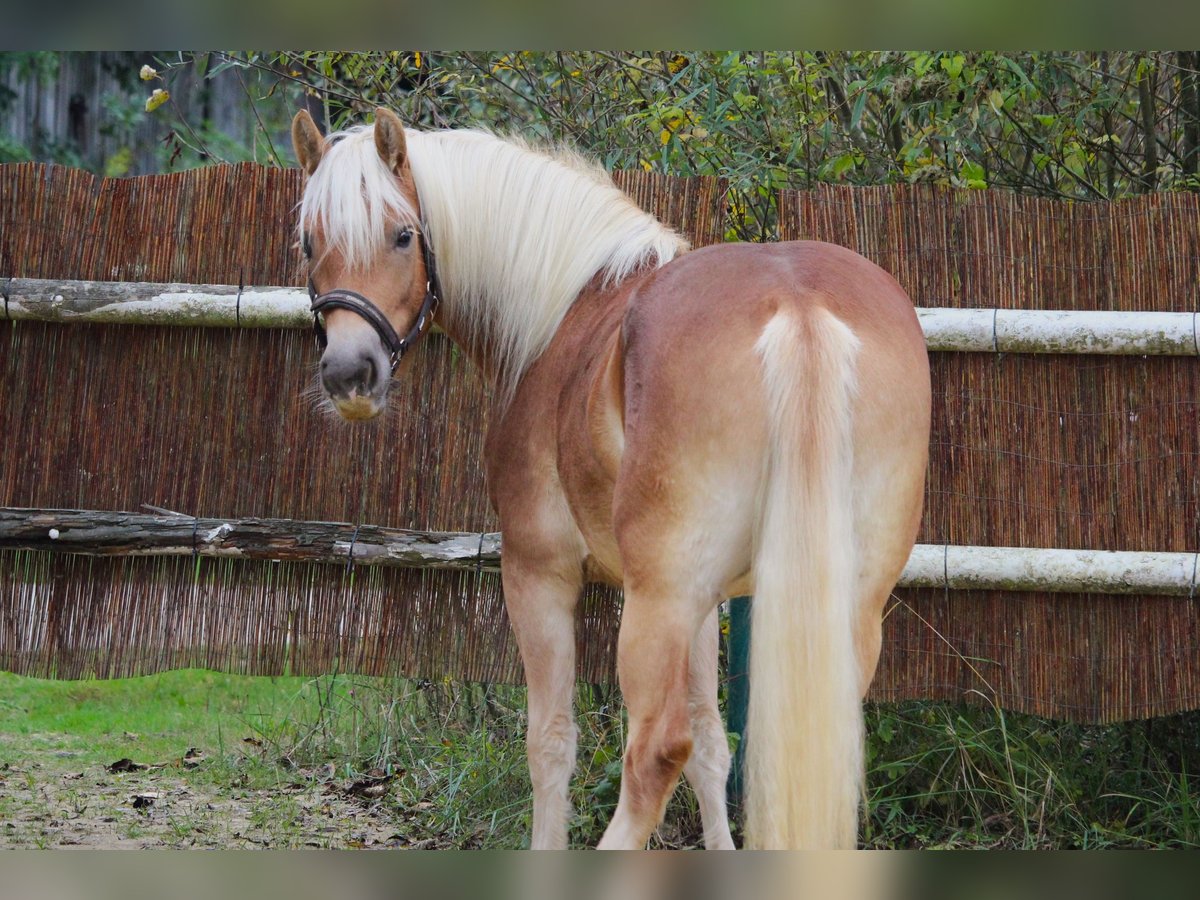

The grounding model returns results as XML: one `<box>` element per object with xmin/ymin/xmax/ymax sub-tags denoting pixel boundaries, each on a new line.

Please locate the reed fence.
<box><xmin>1</xmin><ymin>162</ymin><xmax>1197</xmax><ymax>722</ymax></box>
<box><xmin>779</xmin><ymin>183</ymin><xmax>1200</xmax><ymax>721</ymax></box>
<box><xmin>0</xmin><ymin>162</ymin><xmax>722</xmax><ymax>688</ymax></box>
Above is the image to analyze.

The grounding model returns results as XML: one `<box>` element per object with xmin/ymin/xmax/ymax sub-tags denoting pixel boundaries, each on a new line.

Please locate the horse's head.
<box><xmin>292</xmin><ymin>107</ymin><xmax>437</xmax><ymax>421</ymax></box>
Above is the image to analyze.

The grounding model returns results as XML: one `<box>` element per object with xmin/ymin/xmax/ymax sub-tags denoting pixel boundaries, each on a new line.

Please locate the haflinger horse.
<box><xmin>291</xmin><ymin>107</ymin><xmax>930</xmax><ymax>850</ymax></box>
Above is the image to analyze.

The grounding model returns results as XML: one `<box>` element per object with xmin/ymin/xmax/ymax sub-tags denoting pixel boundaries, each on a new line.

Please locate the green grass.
<box><xmin>0</xmin><ymin>670</ymin><xmax>689</xmax><ymax>848</ymax></box>
<box><xmin>864</xmin><ymin>701</ymin><xmax>1200</xmax><ymax>848</ymax></box>
<box><xmin>0</xmin><ymin>669</ymin><xmax>314</xmax><ymax>766</ymax></box>
<box><xmin>1</xmin><ymin>668</ymin><xmax>1199</xmax><ymax>848</ymax></box>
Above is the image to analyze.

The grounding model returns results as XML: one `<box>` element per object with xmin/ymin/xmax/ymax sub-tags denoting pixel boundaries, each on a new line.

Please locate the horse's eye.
<box><xmin>396</xmin><ymin>228</ymin><xmax>413</xmax><ymax>249</ymax></box>
<box><xmin>302</xmin><ymin>234</ymin><xmax>312</xmax><ymax>259</ymax></box>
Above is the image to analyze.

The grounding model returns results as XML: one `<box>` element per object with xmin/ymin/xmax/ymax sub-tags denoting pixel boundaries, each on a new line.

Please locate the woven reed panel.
<box><xmin>780</xmin><ymin>183</ymin><xmax>1200</xmax><ymax>312</ymax></box>
<box><xmin>781</xmin><ymin>184</ymin><xmax>1200</xmax><ymax>722</ymax></box>
<box><xmin>0</xmin><ymin>162</ymin><xmax>724</xmax><ymax>684</ymax></box>
<box><xmin>0</xmin><ymin>551</ymin><xmax>623</xmax><ymax>684</ymax></box>
<box><xmin>0</xmin><ymin>162</ymin><xmax>308</xmax><ymax>285</ymax></box>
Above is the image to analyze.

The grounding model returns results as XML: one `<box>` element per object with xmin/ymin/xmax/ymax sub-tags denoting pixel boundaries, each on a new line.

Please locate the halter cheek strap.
<box><xmin>308</xmin><ymin>230</ymin><xmax>442</xmax><ymax>374</ymax></box>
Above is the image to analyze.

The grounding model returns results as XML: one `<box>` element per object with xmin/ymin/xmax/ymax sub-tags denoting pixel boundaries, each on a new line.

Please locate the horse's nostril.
<box><xmin>321</xmin><ymin>351</ymin><xmax>382</xmax><ymax>400</ymax></box>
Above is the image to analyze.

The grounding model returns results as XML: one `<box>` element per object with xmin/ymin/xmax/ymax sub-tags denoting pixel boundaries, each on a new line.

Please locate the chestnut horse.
<box><xmin>291</xmin><ymin>107</ymin><xmax>930</xmax><ymax>849</ymax></box>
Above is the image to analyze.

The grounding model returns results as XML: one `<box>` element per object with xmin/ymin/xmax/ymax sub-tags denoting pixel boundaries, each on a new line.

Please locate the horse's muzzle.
<box><xmin>320</xmin><ymin>350</ymin><xmax>387</xmax><ymax>419</ymax></box>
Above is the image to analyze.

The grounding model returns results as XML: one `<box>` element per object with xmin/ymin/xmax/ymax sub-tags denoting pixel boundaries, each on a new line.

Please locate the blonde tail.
<box><xmin>746</xmin><ymin>307</ymin><xmax>863</xmax><ymax>849</ymax></box>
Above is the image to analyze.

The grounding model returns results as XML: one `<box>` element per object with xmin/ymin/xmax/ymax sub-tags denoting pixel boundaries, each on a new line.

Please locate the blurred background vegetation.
<box><xmin>4</xmin><ymin>50</ymin><xmax>1199</xmax><ymax>240</ymax></box>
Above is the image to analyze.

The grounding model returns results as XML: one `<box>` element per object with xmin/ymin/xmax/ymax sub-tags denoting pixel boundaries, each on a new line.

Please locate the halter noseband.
<box><xmin>307</xmin><ymin>229</ymin><xmax>441</xmax><ymax>374</ymax></box>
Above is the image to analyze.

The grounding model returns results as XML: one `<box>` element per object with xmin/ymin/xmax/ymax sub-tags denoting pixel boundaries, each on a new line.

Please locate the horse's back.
<box><xmin>618</xmin><ymin>240</ymin><xmax>928</xmax><ymax>451</ymax></box>
<box><xmin>624</xmin><ymin>240</ymin><xmax>924</xmax><ymax>358</ymax></box>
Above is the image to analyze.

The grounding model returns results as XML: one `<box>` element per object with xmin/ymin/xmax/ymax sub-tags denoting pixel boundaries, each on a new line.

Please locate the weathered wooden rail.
<box><xmin>3</xmin><ymin>508</ymin><xmax>1196</xmax><ymax>597</ymax></box>
<box><xmin>5</xmin><ymin>277</ymin><xmax>1199</xmax><ymax>355</ymax></box>
<box><xmin>2</xmin><ymin>278</ymin><xmax>311</xmax><ymax>328</ymax></box>
<box><xmin>0</xmin><ymin>508</ymin><xmax>500</xmax><ymax>571</ymax></box>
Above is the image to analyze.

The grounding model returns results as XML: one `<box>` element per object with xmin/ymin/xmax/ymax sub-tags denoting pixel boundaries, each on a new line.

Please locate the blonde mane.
<box><xmin>299</xmin><ymin>124</ymin><xmax>687</xmax><ymax>397</ymax></box>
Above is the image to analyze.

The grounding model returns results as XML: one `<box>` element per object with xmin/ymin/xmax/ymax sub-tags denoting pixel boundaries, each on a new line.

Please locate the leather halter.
<box><xmin>307</xmin><ymin>229</ymin><xmax>441</xmax><ymax>374</ymax></box>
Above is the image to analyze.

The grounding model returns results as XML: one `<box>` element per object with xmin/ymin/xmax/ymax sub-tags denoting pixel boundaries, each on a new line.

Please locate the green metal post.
<box><xmin>725</xmin><ymin>595</ymin><xmax>752</xmax><ymax>808</ymax></box>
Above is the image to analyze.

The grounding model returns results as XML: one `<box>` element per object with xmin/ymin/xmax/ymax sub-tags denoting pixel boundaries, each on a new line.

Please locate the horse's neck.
<box><xmin>411</xmin><ymin>133</ymin><xmax>683</xmax><ymax>400</ymax></box>
<box><xmin>431</xmin><ymin>246</ymin><xmax>603</xmax><ymax>399</ymax></box>
<box><xmin>469</xmin><ymin>268</ymin><xmax>648</xmax><ymax>413</ymax></box>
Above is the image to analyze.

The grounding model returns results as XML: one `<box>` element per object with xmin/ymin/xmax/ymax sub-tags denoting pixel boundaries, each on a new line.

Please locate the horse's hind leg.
<box><xmin>683</xmin><ymin>608</ymin><xmax>735</xmax><ymax>849</ymax></box>
<box><xmin>503</xmin><ymin>558</ymin><xmax>582</xmax><ymax>850</ymax></box>
<box><xmin>597</xmin><ymin>573</ymin><xmax>710</xmax><ymax>850</ymax></box>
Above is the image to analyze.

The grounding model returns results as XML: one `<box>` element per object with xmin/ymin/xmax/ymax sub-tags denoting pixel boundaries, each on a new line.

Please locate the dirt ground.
<box><xmin>0</xmin><ymin>735</ymin><xmax>452</xmax><ymax>850</ymax></box>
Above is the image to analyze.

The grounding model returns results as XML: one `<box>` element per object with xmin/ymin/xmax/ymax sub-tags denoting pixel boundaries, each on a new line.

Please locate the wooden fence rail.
<box><xmin>5</xmin><ymin>277</ymin><xmax>1199</xmax><ymax>356</ymax></box>
<box><xmin>0</xmin><ymin>508</ymin><xmax>500</xmax><ymax>571</ymax></box>
<box><xmin>3</xmin><ymin>508</ymin><xmax>1196</xmax><ymax>597</ymax></box>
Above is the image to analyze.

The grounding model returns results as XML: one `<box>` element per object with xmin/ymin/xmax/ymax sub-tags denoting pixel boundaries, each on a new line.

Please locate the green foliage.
<box><xmin>0</xmin><ymin>50</ymin><xmax>60</xmax><ymax>91</ymax></box>
<box><xmin>11</xmin><ymin>51</ymin><xmax>1197</xmax><ymax>235</ymax></box>
<box><xmin>0</xmin><ymin>52</ymin><xmax>149</xmax><ymax>173</ymax></box>
<box><xmin>164</xmin><ymin>50</ymin><xmax>1200</xmax><ymax>241</ymax></box>
<box><xmin>145</xmin><ymin>51</ymin><xmax>298</xmax><ymax>172</ymax></box>
<box><xmin>0</xmin><ymin>51</ymin><xmax>300</xmax><ymax>175</ymax></box>
<box><xmin>0</xmin><ymin>135</ymin><xmax>33</xmax><ymax>164</ymax></box>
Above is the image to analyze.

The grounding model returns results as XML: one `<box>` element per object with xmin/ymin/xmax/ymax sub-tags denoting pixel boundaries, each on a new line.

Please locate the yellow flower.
<box><xmin>145</xmin><ymin>89</ymin><xmax>170</xmax><ymax>112</ymax></box>
<box><xmin>414</xmin><ymin>51</ymin><xmax>422</xmax><ymax>68</ymax></box>
<box><xmin>139</xmin><ymin>65</ymin><xmax>157</xmax><ymax>81</ymax></box>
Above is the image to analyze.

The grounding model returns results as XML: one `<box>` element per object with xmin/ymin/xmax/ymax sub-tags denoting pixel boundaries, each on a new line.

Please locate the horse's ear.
<box><xmin>374</xmin><ymin>107</ymin><xmax>408</xmax><ymax>174</ymax></box>
<box><xmin>291</xmin><ymin>109</ymin><xmax>324</xmax><ymax>176</ymax></box>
